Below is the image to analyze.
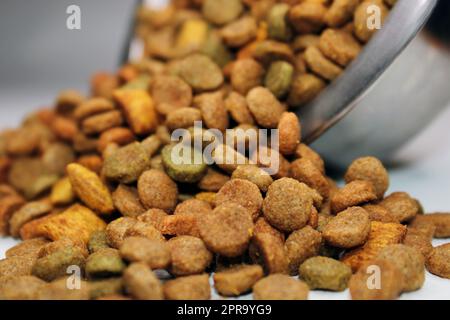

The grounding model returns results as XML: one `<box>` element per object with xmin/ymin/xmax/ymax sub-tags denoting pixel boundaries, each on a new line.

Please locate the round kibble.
<box><xmin>247</xmin><ymin>87</ymin><xmax>285</xmax><ymax>129</ymax></box>
<box><xmin>330</xmin><ymin>180</ymin><xmax>377</xmax><ymax>214</ymax></box>
<box><xmin>120</xmin><ymin>236</ymin><xmax>171</xmax><ymax>270</ymax></box>
<box><xmin>151</xmin><ymin>75</ymin><xmax>193</xmax><ymax>116</ymax></box>
<box><xmin>214</xmin><ymin>264</ymin><xmax>264</xmax><ymax>297</ymax></box>
<box><xmin>164</xmin><ymin>274</ymin><xmax>211</xmax><ymax>300</ymax></box>
<box><xmin>426</xmin><ymin>244</ymin><xmax>450</xmax><ymax>279</ymax></box>
<box><xmin>161</xmin><ymin>144</ymin><xmax>207</xmax><ymax>184</ymax></box>
<box><xmin>179</xmin><ymin>54</ymin><xmax>224</xmax><ymax>92</ymax></box>
<box><xmin>123</xmin><ymin>263</ymin><xmax>164</xmax><ymax>300</ymax></box>
<box><xmin>379</xmin><ymin>192</ymin><xmax>420</xmax><ymax>223</ymax></box>
<box><xmin>167</xmin><ymin>236</ymin><xmax>213</xmax><ymax>276</ymax></box>
<box><xmin>253</xmin><ymin>274</ymin><xmax>309</xmax><ymax>300</ymax></box>
<box><xmin>231</xmin><ymin>165</ymin><xmax>273</xmax><ymax>193</ymax></box>
<box><xmin>265</xmin><ymin>61</ymin><xmax>294</xmax><ymax>99</ymax></box>
<box><xmin>231</xmin><ymin>59</ymin><xmax>265</xmax><ymax>96</ymax></box>
<box><xmin>202</xmin><ymin>0</ymin><xmax>244</xmax><ymax>26</ymax></box>
<box><xmin>138</xmin><ymin>170</ymin><xmax>179</xmax><ymax>213</ymax></box>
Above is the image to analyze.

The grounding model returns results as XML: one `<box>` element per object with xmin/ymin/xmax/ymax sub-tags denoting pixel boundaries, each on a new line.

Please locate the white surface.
<box><xmin>0</xmin><ymin>87</ymin><xmax>449</xmax><ymax>300</ymax></box>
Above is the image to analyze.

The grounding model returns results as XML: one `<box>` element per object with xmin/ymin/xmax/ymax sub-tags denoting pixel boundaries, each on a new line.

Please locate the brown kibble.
<box><xmin>330</xmin><ymin>180</ymin><xmax>377</xmax><ymax>214</ymax></box>
<box><xmin>51</xmin><ymin>116</ymin><xmax>79</xmax><ymax>142</ymax></box>
<box><xmin>198</xmin><ymin>168</ymin><xmax>230</xmax><ymax>192</ymax></box>
<box><xmin>403</xmin><ymin>227</ymin><xmax>434</xmax><ymax>258</ymax></box>
<box><xmin>215</xmin><ymin>179</ymin><xmax>263</xmax><ymax>221</ymax></box>
<box><xmin>81</xmin><ymin>110</ymin><xmax>123</xmax><ymax>135</ymax></box>
<box><xmin>120</xmin><ymin>236</ymin><xmax>171</xmax><ymax>270</ymax></box>
<box><xmin>9</xmin><ymin>201</ymin><xmax>52</xmax><ymax>238</ymax></box>
<box><xmin>174</xmin><ymin>199</ymin><xmax>212</xmax><ymax>216</ymax></box>
<box><xmin>74</xmin><ymin>97</ymin><xmax>115</xmax><ymax>121</ymax></box>
<box><xmin>295</xmin><ymin>144</ymin><xmax>325</xmax><ymax>174</ymax></box>
<box><xmin>250</xmin><ymin>233</ymin><xmax>289</xmax><ymax>275</ymax></box>
<box><xmin>0</xmin><ymin>275</ymin><xmax>46</xmax><ymax>300</ymax></box>
<box><xmin>345</xmin><ymin>156</ymin><xmax>389</xmax><ymax>199</ymax></box>
<box><xmin>202</xmin><ymin>0</ymin><xmax>244</xmax><ymax>26</ymax></box>
<box><xmin>55</xmin><ymin>90</ymin><xmax>85</xmax><ymax>115</ymax></box>
<box><xmin>409</xmin><ymin>213</ymin><xmax>450</xmax><ymax>239</ymax></box>
<box><xmin>354</xmin><ymin>0</ymin><xmax>389</xmax><ymax>43</ymax></box>
<box><xmin>164</xmin><ymin>274</ymin><xmax>211</xmax><ymax>300</ymax></box>
<box><xmin>288</xmin><ymin>73</ymin><xmax>325</xmax><ymax>107</ymax></box>
<box><xmin>199</xmin><ymin>203</ymin><xmax>253</xmax><ymax>257</ymax></box>
<box><xmin>38</xmin><ymin>237</ymin><xmax>88</xmax><ymax>259</ymax></box>
<box><xmin>91</xmin><ymin>72</ymin><xmax>120</xmax><ymax>100</ymax></box>
<box><xmin>293</xmin><ymin>34</ymin><xmax>320</xmax><ymax>52</ymax></box>
<box><xmin>342</xmin><ymin>221</ymin><xmax>407</xmax><ymax>272</ymax></box>
<box><xmin>253</xmin><ymin>217</ymin><xmax>285</xmax><ymax>243</ymax></box>
<box><xmin>106</xmin><ymin>217</ymin><xmax>137</xmax><ymax>249</ymax></box>
<box><xmin>224</xmin><ymin>91</ymin><xmax>255</xmax><ymax>125</ymax></box>
<box><xmin>263</xmin><ymin>178</ymin><xmax>313</xmax><ymax>233</ymax></box>
<box><xmin>288</xmin><ymin>2</ymin><xmax>326</xmax><ymax>34</ymax></box>
<box><xmin>50</xmin><ymin>177</ymin><xmax>75</xmax><ymax>206</ymax></box>
<box><xmin>291</xmin><ymin>158</ymin><xmax>330</xmax><ymax>199</ymax></box>
<box><xmin>247</xmin><ymin>87</ymin><xmax>285</xmax><ymax>128</ymax></box>
<box><xmin>214</xmin><ymin>265</ymin><xmax>264</xmax><ymax>296</ymax></box>
<box><xmin>123</xmin><ymin>263</ymin><xmax>164</xmax><ymax>300</ymax></box>
<box><xmin>159</xmin><ymin>214</ymin><xmax>200</xmax><ymax>238</ymax></box>
<box><xmin>138</xmin><ymin>170</ymin><xmax>179</xmax><ymax>213</ymax></box>
<box><xmin>5</xmin><ymin>238</ymin><xmax>50</xmax><ymax>259</ymax></box>
<box><xmin>125</xmin><ymin>221</ymin><xmax>165</xmax><ymax>243</ymax></box>
<box><xmin>362</xmin><ymin>204</ymin><xmax>398</xmax><ymax>223</ymax></box>
<box><xmin>6</xmin><ymin>129</ymin><xmax>40</xmax><ymax>156</ymax></box>
<box><xmin>0</xmin><ymin>195</ymin><xmax>25</xmax><ymax>236</ymax></box>
<box><xmin>221</xmin><ymin>16</ymin><xmax>258</xmax><ymax>48</ymax></box>
<box><xmin>194</xmin><ymin>91</ymin><xmax>229</xmax><ymax>131</ymax></box>
<box><xmin>285</xmin><ymin>226</ymin><xmax>323</xmax><ymax>276</ymax></box>
<box><xmin>231</xmin><ymin>59</ymin><xmax>265</xmax><ymax>95</ymax></box>
<box><xmin>168</xmin><ymin>236</ymin><xmax>213</xmax><ymax>276</ymax></box>
<box><xmin>77</xmin><ymin>155</ymin><xmax>103</xmax><ymax>174</ymax></box>
<box><xmin>0</xmin><ymin>255</ymin><xmax>36</xmax><ymax>277</ymax></box>
<box><xmin>67</xmin><ymin>163</ymin><xmax>114</xmax><ymax>215</ymax></box>
<box><xmin>325</xmin><ymin>0</ymin><xmax>360</xmax><ymax>27</ymax></box>
<box><xmin>319</xmin><ymin>28</ymin><xmax>362</xmax><ymax>67</ymax></box>
<box><xmin>231</xmin><ymin>165</ymin><xmax>273</xmax><ymax>193</ymax></box>
<box><xmin>151</xmin><ymin>75</ymin><xmax>193</xmax><ymax>115</ymax></box>
<box><xmin>379</xmin><ymin>192</ymin><xmax>420</xmax><ymax>223</ymax></box>
<box><xmin>377</xmin><ymin>244</ymin><xmax>425</xmax><ymax>292</ymax></box>
<box><xmin>73</xmin><ymin>133</ymin><xmax>98</xmax><ymax>153</ymax></box>
<box><xmin>113</xmin><ymin>89</ymin><xmax>158</xmax><ymax>135</ymax></box>
<box><xmin>97</xmin><ymin>127</ymin><xmax>135</xmax><ymax>153</ymax></box>
<box><xmin>195</xmin><ymin>192</ymin><xmax>217</xmax><ymax>207</ymax></box>
<box><xmin>426</xmin><ymin>244</ymin><xmax>450</xmax><ymax>279</ymax></box>
<box><xmin>112</xmin><ymin>184</ymin><xmax>146</xmax><ymax>218</ymax></box>
<box><xmin>166</xmin><ymin>107</ymin><xmax>202</xmax><ymax>131</ymax></box>
<box><xmin>253</xmin><ymin>274</ymin><xmax>309</xmax><ymax>300</ymax></box>
<box><xmin>137</xmin><ymin>209</ymin><xmax>168</xmax><ymax>231</ymax></box>
<box><xmin>304</xmin><ymin>46</ymin><xmax>343</xmax><ymax>81</ymax></box>
<box><xmin>349</xmin><ymin>259</ymin><xmax>404</xmax><ymax>300</ymax></box>
<box><xmin>278</xmin><ymin>112</ymin><xmax>301</xmax><ymax>156</ymax></box>
<box><xmin>323</xmin><ymin>207</ymin><xmax>371</xmax><ymax>249</ymax></box>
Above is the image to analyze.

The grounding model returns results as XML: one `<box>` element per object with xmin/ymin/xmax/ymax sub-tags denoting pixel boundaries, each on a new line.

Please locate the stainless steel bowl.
<box><xmin>301</xmin><ymin>0</ymin><xmax>450</xmax><ymax>168</ymax></box>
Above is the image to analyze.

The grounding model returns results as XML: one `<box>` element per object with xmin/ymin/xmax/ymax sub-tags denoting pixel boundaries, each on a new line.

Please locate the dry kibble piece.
<box><xmin>263</xmin><ymin>178</ymin><xmax>313</xmax><ymax>233</ymax></box>
<box><xmin>304</xmin><ymin>46</ymin><xmax>343</xmax><ymax>81</ymax></box>
<box><xmin>97</xmin><ymin>127</ymin><xmax>135</xmax><ymax>153</ymax></box>
<box><xmin>265</xmin><ymin>61</ymin><xmax>294</xmax><ymax>99</ymax></box>
<box><xmin>319</xmin><ymin>29</ymin><xmax>362</xmax><ymax>67</ymax></box>
<box><xmin>410</xmin><ymin>213</ymin><xmax>450</xmax><ymax>238</ymax></box>
<box><xmin>288</xmin><ymin>73</ymin><xmax>325</xmax><ymax>107</ymax></box>
<box><xmin>32</xmin><ymin>246</ymin><xmax>86</xmax><ymax>282</ymax></box>
<box><xmin>224</xmin><ymin>92</ymin><xmax>255</xmax><ymax>125</ymax></box>
<box><xmin>376</xmin><ymin>244</ymin><xmax>425</xmax><ymax>292</ymax></box>
<box><xmin>345</xmin><ymin>156</ymin><xmax>389</xmax><ymax>199</ymax></box>
<box><xmin>342</xmin><ymin>221</ymin><xmax>407</xmax><ymax>272</ymax></box>
<box><xmin>9</xmin><ymin>200</ymin><xmax>52</xmax><ymax>237</ymax></box>
<box><xmin>199</xmin><ymin>203</ymin><xmax>253</xmax><ymax>257</ymax></box>
<box><xmin>403</xmin><ymin>227</ymin><xmax>434</xmax><ymax>258</ymax></box>
<box><xmin>194</xmin><ymin>91</ymin><xmax>229</xmax><ymax>132</ymax></box>
<box><xmin>37</xmin><ymin>277</ymin><xmax>90</xmax><ymax>300</ymax></box>
<box><xmin>159</xmin><ymin>214</ymin><xmax>200</xmax><ymax>238</ymax></box>
<box><xmin>55</xmin><ymin>90</ymin><xmax>85</xmax><ymax>115</ymax></box>
<box><xmin>426</xmin><ymin>244</ymin><xmax>450</xmax><ymax>279</ymax></box>
<box><xmin>330</xmin><ymin>180</ymin><xmax>377</xmax><ymax>214</ymax></box>
<box><xmin>253</xmin><ymin>274</ymin><xmax>309</xmax><ymax>300</ymax></box>
<box><xmin>138</xmin><ymin>169</ymin><xmax>179</xmax><ymax>213</ymax></box>
<box><xmin>299</xmin><ymin>257</ymin><xmax>352</xmax><ymax>292</ymax></box>
<box><xmin>112</xmin><ymin>184</ymin><xmax>146</xmax><ymax>218</ymax></box>
<box><xmin>349</xmin><ymin>259</ymin><xmax>404</xmax><ymax>300</ymax></box>
<box><xmin>174</xmin><ymin>199</ymin><xmax>212</xmax><ymax>216</ymax></box>
<box><xmin>91</xmin><ymin>72</ymin><xmax>119</xmax><ymax>100</ymax></box>
<box><xmin>106</xmin><ymin>217</ymin><xmax>137</xmax><ymax>249</ymax></box>
<box><xmin>288</xmin><ymin>2</ymin><xmax>327</xmax><ymax>34</ymax></box>
<box><xmin>362</xmin><ymin>204</ymin><xmax>398</xmax><ymax>223</ymax></box>
<box><xmin>141</xmin><ymin>135</ymin><xmax>162</xmax><ymax>158</ymax></box>
<box><xmin>295</xmin><ymin>144</ymin><xmax>325</xmax><ymax>174</ymax></box>
<box><xmin>195</xmin><ymin>192</ymin><xmax>217</xmax><ymax>207</ymax></box>
<box><xmin>81</xmin><ymin>110</ymin><xmax>123</xmax><ymax>135</ymax></box>
<box><xmin>221</xmin><ymin>16</ymin><xmax>258</xmax><ymax>48</ymax></box>
<box><xmin>74</xmin><ymin>97</ymin><xmax>115</xmax><ymax>120</ymax></box>
<box><xmin>6</xmin><ymin>129</ymin><xmax>40</xmax><ymax>156</ymax></box>
<box><xmin>0</xmin><ymin>195</ymin><xmax>25</xmax><ymax>236</ymax></box>
<box><xmin>323</xmin><ymin>207</ymin><xmax>371</xmax><ymax>249</ymax></box>
<box><xmin>168</xmin><ymin>236</ymin><xmax>213</xmax><ymax>276</ymax></box>
<box><xmin>277</xmin><ymin>112</ymin><xmax>301</xmax><ymax>155</ymax></box>
<box><xmin>37</xmin><ymin>237</ymin><xmax>88</xmax><ymax>259</ymax></box>
<box><xmin>125</xmin><ymin>221</ymin><xmax>165</xmax><ymax>243</ymax></box>
<box><xmin>164</xmin><ymin>274</ymin><xmax>211</xmax><ymax>300</ymax></box>
<box><xmin>85</xmin><ymin>248</ymin><xmax>126</xmax><ymax>278</ymax></box>
<box><xmin>253</xmin><ymin>40</ymin><xmax>295</xmax><ymax>66</ymax></box>
<box><xmin>247</xmin><ymin>87</ymin><xmax>285</xmax><ymax>128</ymax></box>
<box><xmin>202</xmin><ymin>0</ymin><xmax>244</xmax><ymax>25</ymax></box>
<box><xmin>103</xmin><ymin>142</ymin><xmax>150</xmax><ymax>184</ymax></box>
<box><xmin>293</xmin><ymin>34</ymin><xmax>320</xmax><ymax>52</ymax></box>
<box><xmin>291</xmin><ymin>158</ymin><xmax>330</xmax><ymax>199</ymax></box>
<box><xmin>120</xmin><ymin>237</ymin><xmax>171</xmax><ymax>269</ymax></box>
<box><xmin>5</xmin><ymin>238</ymin><xmax>50</xmax><ymax>259</ymax></box>
<box><xmin>215</xmin><ymin>179</ymin><xmax>263</xmax><ymax>221</ymax></box>
<box><xmin>379</xmin><ymin>192</ymin><xmax>420</xmax><ymax>223</ymax></box>
<box><xmin>354</xmin><ymin>0</ymin><xmax>389</xmax><ymax>43</ymax></box>
<box><xmin>67</xmin><ymin>163</ymin><xmax>114</xmax><ymax>215</ymax></box>
<box><xmin>231</xmin><ymin>165</ymin><xmax>273</xmax><ymax>193</ymax></box>
<box><xmin>161</xmin><ymin>145</ymin><xmax>208</xmax><ymax>184</ymax></box>
<box><xmin>250</xmin><ymin>233</ymin><xmax>288</xmax><ymax>274</ymax></box>
<box><xmin>267</xmin><ymin>3</ymin><xmax>292</xmax><ymax>42</ymax></box>
<box><xmin>198</xmin><ymin>168</ymin><xmax>230</xmax><ymax>192</ymax></box>
<box><xmin>166</xmin><ymin>107</ymin><xmax>202</xmax><ymax>131</ymax></box>
<box><xmin>253</xmin><ymin>217</ymin><xmax>285</xmax><ymax>243</ymax></box>
<box><xmin>50</xmin><ymin>177</ymin><xmax>75</xmax><ymax>206</ymax></box>
<box><xmin>285</xmin><ymin>226</ymin><xmax>323</xmax><ymax>276</ymax></box>
<box><xmin>0</xmin><ymin>275</ymin><xmax>46</xmax><ymax>300</ymax></box>
<box><xmin>212</xmin><ymin>143</ymin><xmax>251</xmax><ymax>174</ymax></box>
<box><xmin>214</xmin><ymin>265</ymin><xmax>264</xmax><ymax>296</ymax></box>
<box><xmin>151</xmin><ymin>75</ymin><xmax>193</xmax><ymax>116</ymax></box>
<box><xmin>88</xmin><ymin>230</ymin><xmax>110</xmax><ymax>253</ymax></box>
<box><xmin>0</xmin><ymin>255</ymin><xmax>36</xmax><ymax>277</ymax></box>
<box><xmin>179</xmin><ymin>54</ymin><xmax>224</xmax><ymax>92</ymax></box>
<box><xmin>123</xmin><ymin>263</ymin><xmax>164</xmax><ymax>300</ymax></box>
<box><xmin>51</xmin><ymin>116</ymin><xmax>79</xmax><ymax>142</ymax></box>
<box><xmin>113</xmin><ymin>89</ymin><xmax>158</xmax><ymax>136</ymax></box>
<box><xmin>231</xmin><ymin>59</ymin><xmax>265</xmax><ymax>96</ymax></box>
<box><xmin>325</xmin><ymin>0</ymin><xmax>360</xmax><ymax>27</ymax></box>
<box><xmin>88</xmin><ymin>278</ymin><xmax>124</xmax><ymax>300</ymax></box>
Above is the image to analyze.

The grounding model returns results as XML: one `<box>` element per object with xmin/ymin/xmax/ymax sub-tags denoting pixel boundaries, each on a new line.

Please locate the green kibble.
<box><xmin>32</xmin><ymin>247</ymin><xmax>86</xmax><ymax>282</ymax></box>
<box><xmin>85</xmin><ymin>248</ymin><xmax>126</xmax><ymax>278</ymax></box>
<box><xmin>265</xmin><ymin>61</ymin><xmax>294</xmax><ymax>98</ymax></box>
<box><xmin>88</xmin><ymin>230</ymin><xmax>110</xmax><ymax>254</ymax></box>
<box><xmin>161</xmin><ymin>145</ymin><xmax>207</xmax><ymax>184</ymax></box>
<box><xmin>299</xmin><ymin>257</ymin><xmax>352</xmax><ymax>292</ymax></box>
<box><xmin>122</xmin><ymin>75</ymin><xmax>152</xmax><ymax>91</ymax></box>
<box><xmin>202</xmin><ymin>0</ymin><xmax>243</xmax><ymax>26</ymax></box>
<box><xmin>103</xmin><ymin>142</ymin><xmax>150</xmax><ymax>184</ymax></box>
<box><xmin>201</xmin><ymin>31</ymin><xmax>233</xmax><ymax>68</ymax></box>
<box><xmin>88</xmin><ymin>278</ymin><xmax>124</xmax><ymax>300</ymax></box>
<box><xmin>268</xmin><ymin>4</ymin><xmax>293</xmax><ymax>42</ymax></box>
<box><xmin>179</xmin><ymin>54</ymin><xmax>224</xmax><ymax>92</ymax></box>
